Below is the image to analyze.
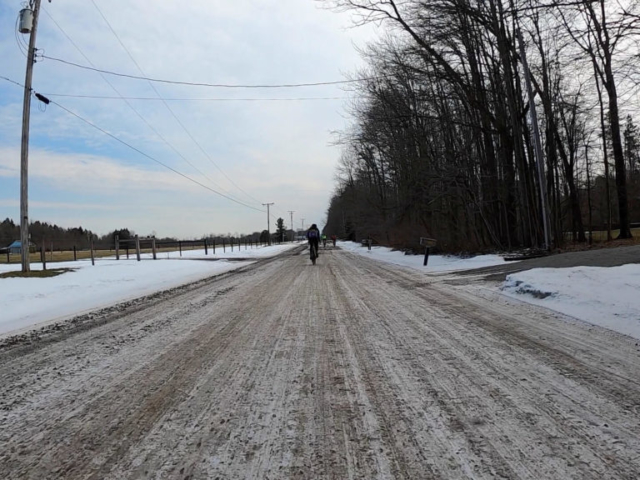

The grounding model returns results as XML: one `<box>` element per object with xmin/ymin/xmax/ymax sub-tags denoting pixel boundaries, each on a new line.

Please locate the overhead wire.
<box><xmin>41</xmin><ymin>7</ymin><xmax>250</xmax><ymax>206</ymax></box>
<box><xmin>41</xmin><ymin>93</ymin><xmax>346</xmax><ymax>102</ymax></box>
<box><xmin>0</xmin><ymin>76</ymin><xmax>267</xmax><ymax>214</ymax></box>
<box><xmin>89</xmin><ymin>0</ymin><xmax>264</xmax><ymax>207</ymax></box>
<box><xmin>0</xmin><ymin>74</ymin><xmax>264</xmax><ymax>211</ymax></box>
<box><xmin>50</xmin><ymin>99</ymin><xmax>265</xmax><ymax>212</ymax></box>
<box><xmin>40</xmin><ymin>55</ymin><xmax>372</xmax><ymax>89</ymax></box>
<box><xmin>0</xmin><ymin>75</ymin><xmax>26</xmax><ymax>89</ymax></box>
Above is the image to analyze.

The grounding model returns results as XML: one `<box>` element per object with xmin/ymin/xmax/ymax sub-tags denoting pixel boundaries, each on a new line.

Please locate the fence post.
<box><xmin>90</xmin><ymin>238</ymin><xmax>95</xmax><ymax>266</ymax></box>
<box><xmin>231</xmin><ymin>239</ymin><xmax>234</xmax><ymax>252</ymax></box>
<box><xmin>6</xmin><ymin>250</ymin><xmax>9</xmax><ymax>263</ymax></box>
<box><xmin>135</xmin><ymin>235</ymin><xmax>141</xmax><ymax>262</ymax></box>
<box><xmin>41</xmin><ymin>238</ymin><xmax>46</xmax><ymax>271</ymax></box>
<box><xmin>152</xmin><ymin>237</ymin><xmax>157</xmax><ymax>260</ymax></box>
<box><xmin>213</xmin><ymin>239</ymin><xmax>216</xmax><ymax>254</ymax></box>
<box><xmin>204</xmin><ymin>238</ymin><xmax>208</xmax><ymax>255</ymax></box>
<box><xmin>115</xmin><ymin>235</ymin><xmax>120</xmax><ymax>260</ymax></box>
<box><xmin>423</xmin><ymin>247</ymin><xmax>430</xmax><ymax>266</ymax></box>
<box><xmin>50</xmin><ymin>241</ymin><xmax>53</xmax><ymax>261</ymax></box>
<box><xmin>223</xmin><ymin>239</ymin><xmax>226</xmax><ymax>253</ymax></box>
<box><xmin>73</xmin><ymin>245</ymin><xmax>77</xmax><ymax>261</ymax></box>
<box><xmin>179</xmin><ymin>241</ymin><xmax>182</xmax><ymax>257</ymax></box>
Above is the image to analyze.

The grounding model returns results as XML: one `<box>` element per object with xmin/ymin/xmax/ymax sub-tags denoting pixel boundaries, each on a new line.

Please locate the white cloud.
<box><xmin>0</xmin><ymin>199</ymin><xmax>118</xmax><ymax>211</ymax></box>
<box><xmin>0</xmin><ymin>0</ymin><xmax>379</xmax><ymax>236</ymax></box>
<box><xmin>0</xmin><ymin>146</ymin><xmax>212</xmax><ymax>194</ymax></box>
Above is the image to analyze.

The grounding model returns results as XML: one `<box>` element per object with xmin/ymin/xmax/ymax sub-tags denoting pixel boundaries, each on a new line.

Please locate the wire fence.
<box><xmin>0</xmin><ymin>236</ymin><xmax>279</xmax><ymax>267</ymax></box>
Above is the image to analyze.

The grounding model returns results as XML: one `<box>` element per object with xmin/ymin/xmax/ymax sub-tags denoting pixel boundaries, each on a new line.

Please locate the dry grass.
<box><xmin>0</xmin><ymin>268</ymin><xmax>73</xmax><ymax>278</ymax></box>
<box><xmin>585</xmin><ymin>227</ymin><xmax>640</xmax><ymax>243</ymax></box>
<box><xmin>0</xmin><ymin>246</ymin><xmax>199</xmax><ymax>265</ymax></box>
<box><xmin>558</xmin><ymin>228</ymin><xmax>640</xmax><ymax>253</ymax></box>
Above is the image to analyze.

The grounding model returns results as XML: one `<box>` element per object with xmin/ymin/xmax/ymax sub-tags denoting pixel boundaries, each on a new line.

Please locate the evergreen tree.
<box><xmin>275</xmin><ymin>218</ymin><xmax>286</xmax><ymax>243</ymax></box>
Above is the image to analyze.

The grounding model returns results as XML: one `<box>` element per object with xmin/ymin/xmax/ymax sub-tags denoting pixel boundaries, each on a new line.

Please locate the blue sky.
<box><xmin>0</xmin><ymin>0</ymin><xmax>375</xmax><ymax>238</ymax></box>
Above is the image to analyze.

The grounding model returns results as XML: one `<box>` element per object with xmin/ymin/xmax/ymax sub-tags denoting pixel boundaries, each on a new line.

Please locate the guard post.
<box><xmin>420</xmin><ymin>237</ymin><xmax>437</xmax><ymax>266</ymax></box>
<box><xmin>135</xmin><ymin>235</ymin><xmax>141</xmax><ymax>262</ymax></box>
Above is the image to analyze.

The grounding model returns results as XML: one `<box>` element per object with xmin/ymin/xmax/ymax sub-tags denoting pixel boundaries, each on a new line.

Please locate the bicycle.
<box><xmin>309</xmin><ymin>242</ymin><xmax>318</xmax><ymax>265</ymax></box>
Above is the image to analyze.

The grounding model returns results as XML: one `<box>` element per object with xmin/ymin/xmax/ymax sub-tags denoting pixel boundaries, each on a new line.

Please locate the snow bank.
<box><xmin>0</xmin><ymin>244</ymin><xmax>297</xmax><ymax>337</ymax></box>
<box><xmin>338</xmin><ymin>241</ymin><xmax>509</xmax><ymax>272</ymax></box>
<box><xmin>502</xmin><ymin>265</ymin><xmax>640</xmax><ymax>340</ymax></box>
<box><xmin>148</xmin><ymin>243</ymin><xmax>298</xmax><ymax>260</ymax></box>
<box><xmin>339</xmin><ymin>241</ymin><xmax>640</xmax><ymax>340</ymax></box>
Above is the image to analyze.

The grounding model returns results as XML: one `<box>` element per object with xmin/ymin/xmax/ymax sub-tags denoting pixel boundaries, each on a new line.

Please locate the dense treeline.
<box><xmin>323</xmin><ymin>0</ymin><xmax>640</xmax><ymax>252</ymax></box>
<box><xmin>0</xmin><ymin>220</ymin><xmax>165</xmax><ymax>251</ymax></box>
<box><xmin>0</xmin><ymin>218</ymin><xmax>294</xmax><ymax>251</ymax></box>
<box><xmin>0</xmin><ymin>218</ymin><xmax>99</xmax><ymax>250</ymax></box>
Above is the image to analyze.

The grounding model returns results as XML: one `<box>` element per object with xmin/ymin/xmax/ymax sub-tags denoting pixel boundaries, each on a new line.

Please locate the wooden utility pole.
<box><xmin>263</xmin><ymin>203</ymin><xmax>274</xmax><ymax>246</ymax></box>
<box><xmin>288</xmin><ymin>211</ymin><xmax>295</xmax><ymax>242</ymax></box>
<box><xmin>19</xmin><ymin>0</ymin><xmax>44</xmax><ymax>273</ymax></box>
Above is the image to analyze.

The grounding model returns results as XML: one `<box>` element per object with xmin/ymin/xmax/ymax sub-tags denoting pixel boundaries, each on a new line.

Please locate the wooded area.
<box><xmin>323</xmin><ymin>0</ymin><xmax>640</xmax><ymax>252</ymax></box>
<box><xmin>0</xmin><ymin>218</ymin><xmax>295</xmax><ymax>253</ymax></box>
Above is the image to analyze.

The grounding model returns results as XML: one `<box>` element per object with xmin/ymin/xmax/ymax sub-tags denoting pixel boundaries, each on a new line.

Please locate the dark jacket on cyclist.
<box><xmin>306</xmin><ymin>224</ymin><xmax>320</xmax><ymax>254</ymax></box>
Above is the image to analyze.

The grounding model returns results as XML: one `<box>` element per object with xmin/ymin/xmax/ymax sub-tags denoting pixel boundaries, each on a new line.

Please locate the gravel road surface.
<box><xmin>1</xmin><ymin>246</ymin><xmax>640</xmax><ymax>479</ymax></box>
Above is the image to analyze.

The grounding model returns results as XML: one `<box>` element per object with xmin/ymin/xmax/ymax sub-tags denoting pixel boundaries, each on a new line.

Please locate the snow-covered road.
<box><xmin>1</xmin><ymin>245</ymin><xmax>639</xmax><ymax>479</ymax></box>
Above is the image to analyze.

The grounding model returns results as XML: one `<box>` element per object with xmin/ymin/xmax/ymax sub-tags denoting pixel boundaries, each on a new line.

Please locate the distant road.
<box><xmin>1</xmin><ymin>246</ymin><xmax>639</xmax><ymax>479</ymax></box>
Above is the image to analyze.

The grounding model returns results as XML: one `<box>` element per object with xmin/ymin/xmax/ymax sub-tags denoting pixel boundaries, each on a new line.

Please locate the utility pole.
<box><xmin>262</xmin><ymin>203</ymin><xmax>274</xmax><ymax>246</ymax></box>
<box><xmin>19</xmin><ymin>0</ymin><xmax>45</xmax><ymax>272</ymax></box>
<box><xmin>517</xmin><ymin>29</ymin><xmax>551</xmax><ymax>251</ymax></box>
<box><xmin>288</xmin><ymin>211</ymin><xmax>294</xmax><ymax>242</ymax></box>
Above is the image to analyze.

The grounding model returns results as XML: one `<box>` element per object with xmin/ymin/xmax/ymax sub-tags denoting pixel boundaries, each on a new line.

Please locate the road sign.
<box><xmin>420</xmin><ymin>237</ymin><xmax>437</xmax><ymax>247</ymax></box>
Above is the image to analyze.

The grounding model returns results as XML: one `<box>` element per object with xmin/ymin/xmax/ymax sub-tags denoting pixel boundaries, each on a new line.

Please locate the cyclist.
<box><xmin>306</xmin><ymin>224</ymin><xmax>320</xmax><ymax>260</ymax></box>
<box><xmin>321</xmin><ymin>233</ymin><xmax>327</xmax><ymax>248</ymax></box>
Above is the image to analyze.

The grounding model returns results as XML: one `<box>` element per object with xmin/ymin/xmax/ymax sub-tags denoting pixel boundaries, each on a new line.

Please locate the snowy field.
<box><xmin>0</xmin><ymin>244</ymin><xmax>297</xmax><ymax>337</ymax></box>
<box><xmin>340</xmin><ymin>241</ymin><xmax>640</xmax><ymax>341</ymax></box>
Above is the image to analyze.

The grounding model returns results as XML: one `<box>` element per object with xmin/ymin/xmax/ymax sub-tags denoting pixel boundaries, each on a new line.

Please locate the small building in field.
<box><xmin>6</xmin><ymin>240</ymin><xmax>37</xmax><ymax>254</ymax></box>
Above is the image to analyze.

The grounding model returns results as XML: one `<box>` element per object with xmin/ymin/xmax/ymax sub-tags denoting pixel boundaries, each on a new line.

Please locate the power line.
<box><xmin>49</xmin><ymin>98</ymin><xmax>265</xmax><ymax>213</ymax></box>
<box><xmin>89</xmin><ymin>0</ymin><xmax>264</xmax><ymax>207</ymax></box>
<box><xmin>0</xmin><ymin>75</ymin><xmax>26</xmax><ymax>89</ymax></box>
<box><xmin>0</xmin><ymin>74</ymin><xmax>266</xmax><ymax>212</ymax></box>
<box><xmin>40</xmin><ymin>55</ymin><xmax>373</xmax><ymax>89</ymax></box>
<box><xmin>0</xmin><ymin>74</ymin><xmax>264</xmax><ymax>211</ymax></box>
<box><xmin>41</xmin><ymin>7</ymin><xmax>252</xmax><ymax>207</ymax></box>
<box><xmin>41</xmin><ymin>93</ymin><xmax>346</xmax><ymax>102</ymax></box>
